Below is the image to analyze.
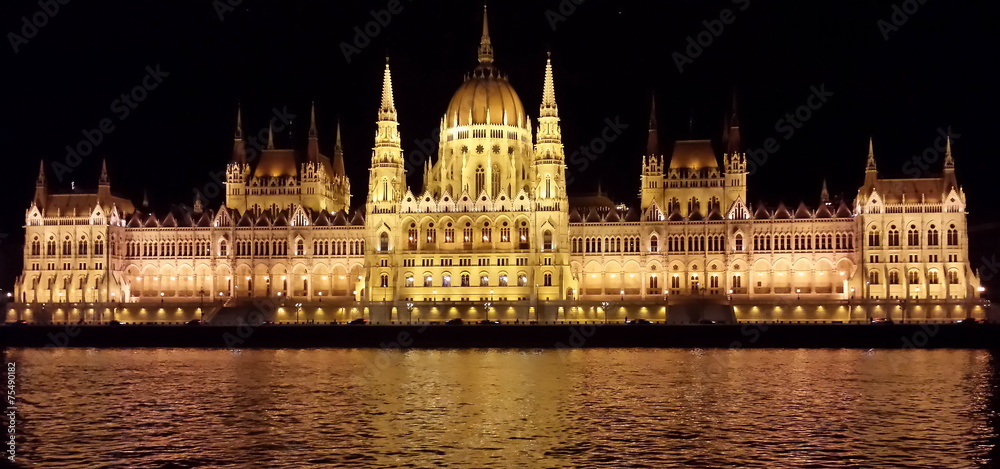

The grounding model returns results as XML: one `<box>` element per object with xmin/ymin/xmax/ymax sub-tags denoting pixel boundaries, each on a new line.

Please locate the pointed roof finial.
<box><xmin>478</xmin><ymin>4</ymin><xmax>494</xmax><ymax>64</ymax></box>
<box><xmin>540</xmin><ymin>52</ymin><xmax>558</xmax><ymax>117</ymax></box>
<box><xmin>99</xmin><ymin>158</ymin><xmax>110</xmax><ymax>185</ymax></box>
<box><xmin>332</xmin><ymin>120</ymin><xmax>346</xmax><ymax>177</ymax></box>
<box><xmin>380</xmin><ymin>59</ymin><xmax>397</xmax><ymax>121</ymax></box>
<box><xmin>234</xmin><ymin>103</ymin><xmax>243</xmax><ymax>140</ymax></box>
<box><xmin>308</xmin><ymin>101</ymin><xmax>318</xmax><ymax>139</ymax></box>
<box><xmin>820</xmin><ymin>178</ymin><xmax>830</xmax><ymax>204</ymax></box>
<box><xmin>36</xmin><ymin>160</ymin><xmax>46</xmax><ymax>186</ymax></box>
<box><xmin>725</xmin><ymin>87</ymin><xmax>742</xmax><ymax>155</ymax></box>
<box><xmin>866</xmin><ymin>136</ymin><xmax>877</xmax><ymax>171</ymax></box>
<box><xmin>267</xmin><ymin>121</ymin><xmax>274</xmax><ymax>149</ymax></box>
<box><xmin>142</xmin><ymin>188</ymin><xmax>149</xmax><ymax>209</ymax></box>
<box><xmin>944</xmin><ymin>133</ymin><xmax>954</xmax><ymax>169</ymax></box>
<box><xmin>646</xmin><ymin>95</ymin><xmax>659</xmax><ymax>156</ymax></box>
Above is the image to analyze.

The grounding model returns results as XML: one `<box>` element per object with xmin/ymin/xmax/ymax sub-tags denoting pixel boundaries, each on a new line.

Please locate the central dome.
<box><xmin>444</xmin><ymin>68</ymin><xmax>526</xmax><ymax>128</ymax></box>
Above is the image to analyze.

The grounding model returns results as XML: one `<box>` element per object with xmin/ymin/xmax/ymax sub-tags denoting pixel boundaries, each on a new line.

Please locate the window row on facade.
<box><xmin>867</xmin><ymin>268</ymin><xmax>962</xmax><ymax>285</ymax></box>
<box><xmin>29</xmin><ymin>235</ymin><xmax>107</xmax><ymax>257</ymax></box>
<box><xmin>384</xmin><ymin>271</ymin><xmax>554</xmax><ymax>288</ymax></box>
<box><xmin>867</xmin><ymin>224</ymin><xmax>960</xmax><ymax>247</ymax></box>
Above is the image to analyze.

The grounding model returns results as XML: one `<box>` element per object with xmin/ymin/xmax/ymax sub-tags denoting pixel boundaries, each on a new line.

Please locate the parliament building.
<box><xmin>10</xmin><ymin>9</ymin><xmax>987</xmax><ymax>324</ymax></box>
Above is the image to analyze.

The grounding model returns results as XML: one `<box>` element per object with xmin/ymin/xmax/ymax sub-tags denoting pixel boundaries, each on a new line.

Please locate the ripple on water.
<box><xmin>7</xmin><ymin>348</ymin><xmax>1000</xmax><ymax>468</ymax></box>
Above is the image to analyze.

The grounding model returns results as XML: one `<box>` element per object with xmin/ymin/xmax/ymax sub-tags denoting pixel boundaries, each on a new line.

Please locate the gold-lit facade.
<box><xmin>10</xmin><ymin>10</ymin><xmax>986</xmax><ymax>324</ymax></box>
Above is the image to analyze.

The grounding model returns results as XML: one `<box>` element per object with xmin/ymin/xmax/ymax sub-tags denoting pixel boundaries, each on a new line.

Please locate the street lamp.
<box><xmin>600</xmin><ymin>301</ymin><xmax>610</xmax><ymax>324</ymax></box>
<box><xmin>796</xmin><ymin>288</ymin><xmax>801</xmax><ymax>300</ymax></box>
<box><xmin>534</xmin><ymin>283</ymin><xmax>539</xmax><ymax>323</ymax></box>
<box><xmin>488</xmin><ymin>290</ymin><xmax>494</xmax><ymax>322</ymax></box>
<box><xmin>295</xmin><ymin>302</ymin><xmax>303</xmax><ymax>324</ymax></box>
<box><xmin>406</xmin><ymin>302</ymin><xmax>414</xmax><ymax>324</ymax></box>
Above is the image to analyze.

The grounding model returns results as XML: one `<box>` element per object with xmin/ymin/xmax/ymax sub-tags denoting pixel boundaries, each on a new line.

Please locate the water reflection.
<box><xmin>6</xmin><ymin>348</ymin><xmax>999</xmax><ymax>468</ymax></box>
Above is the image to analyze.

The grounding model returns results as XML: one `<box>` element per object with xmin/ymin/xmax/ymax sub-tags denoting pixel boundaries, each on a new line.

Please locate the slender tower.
<box><xmin>225</xmin><ymin>105</ymin><xmax>250</xmax><ymax>211</ymax></box>
<box><xmin>331</xmin><ymin>120</ymin><xmax>351</xmax><ymax>210</ymax></box>
<box><xmin>365</xmin><ymin>59</ymin><xmax>407</xmax><ymax>303</ymax></box>
<box><xmin>367</xmin><ymin>59</ymin><xmax>405</xmax><ymax>210</ymax></box>
<box><xmin>533</xmin><ymin>52</ymin><xmax>566</xmax><ymax>208</ymax></box>
<box><xmin>723</xmin><ymin>90</ymin><xmax>747</xmax><ymax>209</ymax></box>
<box><xmin>640</xmin><ymin>97</ymin><xmax>664</xmax><ymax>210</ymax></box>
<box><xmin>33</xmin><ymin>160</ymin><xmax>47</xmax><ymax>210</ymax></box>
<box><xmin>531</xmin><ymin>51</ymin><xmax>573</xmax><ymax>300</ymax></box>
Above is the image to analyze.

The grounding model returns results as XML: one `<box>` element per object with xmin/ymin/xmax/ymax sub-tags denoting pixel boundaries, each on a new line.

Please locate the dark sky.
<box><xmin>2</xmin><ymin>0</ymin><xmax>999</xmax><ymax>295</ymax></box>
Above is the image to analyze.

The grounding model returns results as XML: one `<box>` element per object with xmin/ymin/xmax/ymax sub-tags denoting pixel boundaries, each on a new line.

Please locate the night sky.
<box><xmin>2</xmin><ymin>0</ymin><xmax>998</xmax><ymax>296</ymax></box>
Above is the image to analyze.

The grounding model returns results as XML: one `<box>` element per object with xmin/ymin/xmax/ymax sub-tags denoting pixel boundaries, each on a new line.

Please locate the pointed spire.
<box><xmin>944</xmin><ymin>134</ymin><xmax>954</xmax><ymax>169</ymax></box>
<box><xmin>36</xmin><ymin>160</ymin><xmax>46</xmax><ymax>186</ymax></box>
<box><xmin>478</xmin><ymin>4</ymin><xmax>494</xmax><ymax>64</ymax></box>
<box><xmin>308</xmin><ymin>101</ymin><xmax>318</xmax><ymax>139</ymax></box>
<box><xmin>332</xmin><ymin>120</ymin><xmax>346</xmax><ymax>177</ymax></box>
<box><xmin>234</xmin><ymin>103</ymin><xmax>243</xmax><ymax>140</ymax></box>
<box><xmin>820</xmin><ymin>179</ymin><xmax>830</xmax><ymax>205</ymax></box>
<box><xmin>379</xmin><ymin>58</ymin><xmax>397</xmax><ymax>121</ymax></box>
<box><xmin>33</xmin><ymin>160</ymin><xmax>47</xmax><ymax>209</ymax></box>
<box><xmin>307</xmin><ymin>101</ymin><xmax>320</xmax><ymax>162</ymax></box>
<box><xmin>99</xmin><ymin>158</ymin><xmax>110</xmax><ymax>186</ymax></box>
<box><xmin>866</xmin><ymin>136</ymin><xmax>877</xmax><ymax>172</ymax></box>
<box><xmin>646</xmin><ymin>95</ymin><xmax>659</xmax><ymax>157</ymax></box>
<box><xmin>540</xmin><ymin>51</ymin><xmax>558</xmax><ymax>118</ymax></box>
<box><xmin>267</xmin><ymin>121</ymin><xmax>275</xmax><ymax>150</ymax></box>
<box><xmin>142</xmin><ymin>188</ymin><xmax>149</xmax><ymax>209</ymax></box>
<box><xmin>725</xmin><ymin>88</ymin><xmax>741</xmax><ymax>155</ymax></box>
<box><xmin>232</xmin><ymin>105</ymin><xmax>247</xmax><ymax>164</ymax></box>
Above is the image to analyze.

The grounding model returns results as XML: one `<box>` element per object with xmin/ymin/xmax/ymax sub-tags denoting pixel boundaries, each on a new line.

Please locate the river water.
<box><xmin>5</xmin><ymin>348</ymin><xmax>998</xmax><ymax>468</ymax></box>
